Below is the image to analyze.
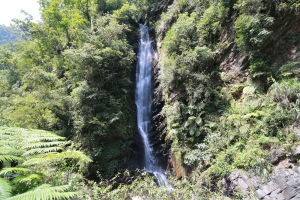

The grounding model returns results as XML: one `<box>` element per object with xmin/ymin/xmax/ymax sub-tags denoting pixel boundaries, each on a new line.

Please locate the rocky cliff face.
<box><xmin>224</xmin><ymin>158</ymin><xmax>300</xmax><ymax>199</ymax></box>
<box><xmin>150</xmin><ymin>0</ymin><xmax>300</xmax><ymax>197</ymax></box>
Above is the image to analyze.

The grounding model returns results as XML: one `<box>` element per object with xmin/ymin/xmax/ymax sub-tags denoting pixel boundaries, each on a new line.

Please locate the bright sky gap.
<box><xmin>0</xmin><ymin>0</ymin><xmax>40</xmax><ymax>26</ymax></box>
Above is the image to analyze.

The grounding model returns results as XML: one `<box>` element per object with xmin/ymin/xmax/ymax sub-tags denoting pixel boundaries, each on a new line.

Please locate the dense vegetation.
<box><xmin>0</xmin><ymin>127</ymin><xmax>90</xmax><ymax>199</ymax></box>
<box><xmin>0</xmin><ymin>0</ymin><xmax>138</xmax><ymax>179</ymax></box>
<box><xmin>0</xmin><ymin>0</ymin><xmax>299</xmax><ymax>199</ymax></box>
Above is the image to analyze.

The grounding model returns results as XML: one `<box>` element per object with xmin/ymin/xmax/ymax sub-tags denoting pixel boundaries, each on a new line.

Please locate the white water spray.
<box><xmin>135</xmin><ymin>24</ymin><xmax>169</xmax><ymax>187</ymax></box>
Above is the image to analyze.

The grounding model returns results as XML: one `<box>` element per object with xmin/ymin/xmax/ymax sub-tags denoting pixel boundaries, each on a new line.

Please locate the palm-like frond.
<box><xmin>0</xmin><ymin>168</ymin><xmax>31</xmax><ymax>176</ymax></box>
<box><xmin>7</xmin><ymin>184</ymin><xmax>78</xmax><ymax>200</ymax></box>
<box><xmin>25</xmin><ymin>135</ymin><xmax>66</xmax><ymax>142</ymax></box>
<box><xmin>22</xmin><ymin>132</ymin><xmax>66</xmax><ymax>143</ymax></box>
<box><xmin>22</xmin><ymin>147</ymin><xmax>64</xmax><ymax>157</ymax></box>
<box><xmin>0</xmin><ymin>126</ymin><xmax>91</xmax><ymax>199</ymax></box>
<box><xmin>0</xmin><ymin>155</ymin><xmax>23</xmax><ymax>163</ymax></box>
<box><xmin>22</xmin><ymin>141</ymin><xmax>69</xmax><ymax>150</ymax></box>
<box><xmin>23</xmin><ymin>151</ymin><xmax>92</xmax><ymax>167</ymax></box>
<box><xmin>0</xmin><ymin>148</ymin><xmax>23</xmax><ymax>156</ymax></box>
<box><xmin>12</xmin><ymin>174</ymin><xmax>42</xmax><ymax>185</ymax></box>
<box><xmin>0</xmin><ymin>178</ymin><xmax>12</xmax><ymax>199</ymax></box>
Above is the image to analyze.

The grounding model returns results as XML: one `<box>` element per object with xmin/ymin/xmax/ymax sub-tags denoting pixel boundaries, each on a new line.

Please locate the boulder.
<box><xmin>271</xmin><ymin>147</ymin><xmax>286</xmax><ymax>164</ymax></box>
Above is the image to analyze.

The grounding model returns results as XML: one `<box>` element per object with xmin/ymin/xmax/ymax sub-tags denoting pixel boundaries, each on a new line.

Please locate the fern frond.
<box><xmin>7</xmin><ymin>184</ymin><xmax>78</xmax><ymax>200</ymax></box>
<box><xmin>23</xmin><ymin>151</ymin><xmax>92</xmax><ymax>167</ymax></box>
<box><xmin>22</xmin><ymin>131</ymin><xmax>66</xmax><ymax>142</ymax></box>
<box><xmin>0</xmin><ymin>178</ymin><xmax>12</xmax><ymax>199</ymax></box>
<box><xmin>22</xmin><ymin>141</ymin><xmax>69</xmax><ymax>150</ymax></box>
<box><xmin>0</xmin><ymin>155</ymin><xmax>23</xmax><ymax>163</ymax></box>
<box><xmin>12</xmin><ymin>174</ymin><xmax>42</xmax><ymax>185</ymax></box>
<box><xmin>25</xmin><ymin>135</ymin><xmax>66</xmax><ymax>143</ymax></box>
<box><xmin>21</xmin><ymin>157</ymin><xmax>51</xmax><ymax>167</ymax></box>
<box><xmin>22</xmin><ymin>147</ymin><xmax>64</xmax><ymax>157</ymax></box>
<box><xmin>0</xmin><ymin>168</ymin><xmax>31</xmax><ymax>176</ymax></box>
<box><xmin>0</xmin><ymin>141</ymin><xmax>20</xmax><ymax>147</ymax></box>
<box><xmin>0</xmin><ymin>149</ymin><xmax>24</xmax><ymax>156</ymax></box>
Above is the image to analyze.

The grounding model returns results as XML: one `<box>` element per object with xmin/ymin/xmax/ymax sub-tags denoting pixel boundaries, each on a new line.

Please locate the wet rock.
<box><xmin>256</xmin><ymin>159</ymin><xmax>300</xmax><ymax>199</ymax></box>
<box><xmin>271</xmin><ymin>147</ymin><xmax>286</xmax><ymax>164</ymax></box>
<box><xmin>287</xmin><ymin>177</ymin><xmax>299</xmax><ymax>188</ymax></box>
<box><xmin>237</xmin><ymin>178</ymin><xmax>249</xmax><ymax>191</ymax></box>
<box><xmin>291</xmin><ymin>146</ymin><xmax>300</xmax><ymax>162</ymax></box>
<box><xmin>263</xmin><ymin>196</ymin><xmax>272</xmax><ymax>200</ymax></box>
<box><xmin>291</xmin><ymin>193</ymin><xmax>300</xmax><ymax>200</ymax></box>
<box><xmin>222</xmin><ymin>170</ymin><xmax>261</xmax><ymax>197</ymax></box>
<box><xmin>261</xmin><ymin>181</ymin><xmax>278</xmax><ymax>195</ymax></box>
<box><xmin>282</xmin><ymin>186</ymin><xmax>297</xmax><ymax>199</ymax></box>
<box><xmin>274</xmin><ymin>175</ymin><xmax>287</xmax><ymax>190</ymax></box>
<box><xmin>168</xmin><ymin>153</ymin><xmax>187</xmax><ymax>178</ymax></box>
<box><xmin>274</xmin><ymin>193</ymin><xmax>285</xmax><ymax>200</ymax></box>
<box><xmin>224</xmin><ymin>160</ymin><xmax>300</xmax><ymax>199</ymax></box>
<box><xmin>274</xmin><ymin>159</ymin><xmax>292</xmax><ymax>173</ymax></box>
<box><xmin>240</xmin><ymin>173</ymin><xmax>256</xmax><ymax>188</ymax></box>
<box><xmin>228</xmin><ymin>170</ymin><xmax>239</xmax><ymax>181</ymax></box>
<box><xmin>256</xmin><ymin>189</ymin><xmax>267</xmax><ymax>199</ymax></box>
<box><xmin>270</xmin><ymin>188</ymin><xmax>281</xmax><ymax>197</ymax></box>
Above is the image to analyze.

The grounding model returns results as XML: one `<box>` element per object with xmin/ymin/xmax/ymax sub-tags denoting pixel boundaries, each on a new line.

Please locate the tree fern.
<box><xmin>22</xmin><ymin>147</ymin><xmax>64</xmax><ymax>157</ymax></box>
<box><xmin>0</xmin><ymin>155</ymin><xmax>23</xmax><ymax>163</ymax></box>
<box><xmin>0</xmin><ymin>149</ymin><xmax>23</xmax><ymax>156</ymax></box>
<box><xmin>0</xmin><ymin>178</ymin><xmax>12</xmax><ymax>199</ymax></box>
<box><xmin>23</xmin><ymin>151</ymin><xmax>92</xmax><ymax>169</ymax></box>
<box><xmin>7</xmin><ymin>184</ymin><xmax>78</xmax><ymax>200</ymax></box>
<box><xmin>0</xmin><ymin>168</ymin><xmax>31</xmax><ymax>176</ymax></box>
<box><xmin>12</xmin><ymin>174</ymin><xmax>42</xmax><ymax>185</ymax></box>
<box><xmin>22</xmin><ymin>141</ymin><xmax>69</xmax><ymax>150</ymax></box>
<box><xmin>22</xmin><ymin>132</ymin><xmax>66</xmax><ymax>143</ymax></box>
<box><xmin>0</xmin><ymin>126</ymin><xmax>91</xmax><ymax>199</ymax></box>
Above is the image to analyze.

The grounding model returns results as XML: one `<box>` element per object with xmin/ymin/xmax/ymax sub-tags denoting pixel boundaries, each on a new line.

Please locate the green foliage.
<box><xmin>278</xmin><ymin>1</ymin><xmax>300</xmax><ymax>12</ymax></box>
<box><xmin>269</xmin><ymin>78</ymin><xmax>300</xmax><ymax>105</ymax></box>
<box><xmin>73</xmin><ymin>169</ymin><xmax>231</xmax><ymax>199</ymax></box>
<box><xmin>0</xmin><ymin>0</ymin><xmax>136</xmax><ymax>178</ymax></box>
<box><xmin>0</xmin><ymin>168</ymin><xmax>31</xmax><ymax>176</ymax></box>
<box><xmin>163</xmin><ymin>12</ymin><xmax>198</xmax><ymax>55</ymax></box>
<box><xmin>184</xmin><ymin>143</ymin><xmax>210</xmax><ymax>167</ymax></box>
<box><xmin>201</xmin><ymin>78</ymin><xmax>298</xmax><ymax>181</ymax></box>
<box><xmin>277</xmin><ymin>62</ymin><xmax>300</xmax><ymax>79</ymax></box>
<box><xmin>0</xmin><ymin>178</ymin><xmax>12</xmax><ymax>199</ymax></box>
<box><xmin>207</xmin><ymin>152</ymin><xmax>232</xmax><ymax>178</ymax></box>
<box><xmin>232</xmin><ymin>141</ymin><xmax>271</xmax><ymax>178</ymax></box>
<box><xmin>158</xmin><ymin>0</ymin><xmax>230</xmax><ymax>171</ymax></box>
<box><xmin>0</xmin><ymin>156</ymin><xmax>23</xmax><ymax>164</ymax></box>
<box><xmin>155</xmin><ymin>3</ymin><xmax>179</xmax><ymax>39</ymax></box>
<box><xmin>233</xmin><ymin>0</ymin><xmax>275</xmax><ymax>63</ymax></box>
<box><xmin>7</xmin><ymin>184</ymin><xmax>78</xmax><ymax>200</ymax></box>
<box><xmin>249</xmin><ymin>58</ymin><xmax>271</xmax><ymax>78</ymax></box>
<box><xmin>0</xmin><ymin>126</ymin><xmax>91</xmax><ymax>199</ymax></box>
<box><xmin>197</xmin><ymin>1</ymin><xmax>229</xmax><ymax>46</ymax></box>
<box><xmin>234</xmin><ymin>13</ymin><xmax>274</xmax><ymax>56</ymax></box>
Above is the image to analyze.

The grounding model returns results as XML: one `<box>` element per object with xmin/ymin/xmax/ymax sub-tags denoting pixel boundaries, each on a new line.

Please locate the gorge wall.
<box><xmin>149</xmin><ymin>0</ymin><xmax>300</xmax><ymax>197</ymax></box>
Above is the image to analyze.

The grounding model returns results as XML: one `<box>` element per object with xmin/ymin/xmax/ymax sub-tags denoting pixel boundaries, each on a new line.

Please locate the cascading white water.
<box><xmin>135</xmin><ymin>24</ymin><xmax>169</xmax><ymax>187</ymax></box>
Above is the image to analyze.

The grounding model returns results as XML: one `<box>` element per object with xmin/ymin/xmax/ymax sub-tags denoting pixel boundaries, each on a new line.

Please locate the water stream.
<box><xmin>135</xmin><ymin>24</ymin><xmax>169</xmax><ymax>187</ymax></box>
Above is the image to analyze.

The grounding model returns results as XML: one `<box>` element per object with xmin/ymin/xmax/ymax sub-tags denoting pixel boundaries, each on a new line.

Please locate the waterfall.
<box><xmin>135</xmin><ymin>24</ymin><xmax>169</xmax><ymax>187</ymax></box>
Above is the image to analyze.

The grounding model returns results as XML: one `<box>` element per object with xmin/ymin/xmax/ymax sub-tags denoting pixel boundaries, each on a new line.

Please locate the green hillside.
<box><xmin>0</xmin><ymin>25</ymin><xmax>16</xmax><ymax>44</ymax></box>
